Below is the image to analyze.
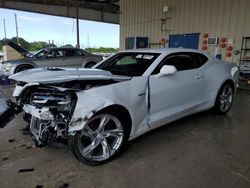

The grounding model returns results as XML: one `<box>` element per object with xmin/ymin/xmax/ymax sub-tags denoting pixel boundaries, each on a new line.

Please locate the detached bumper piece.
<box><xmin>0</xmin><ymin>100</ymin><xmax>22</xmax><ymax>128</ymax></box>
<box><xmin>0</xmin><ymin>75</ymin><xmax>11</xmax><ymax>85</ymax></box>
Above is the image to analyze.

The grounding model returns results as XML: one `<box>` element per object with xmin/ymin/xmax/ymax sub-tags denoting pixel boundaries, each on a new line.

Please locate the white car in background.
<box><xmin>8</xmin><ymin>48</ymin><xmax>239</xmax><ymax>165</ymax></box>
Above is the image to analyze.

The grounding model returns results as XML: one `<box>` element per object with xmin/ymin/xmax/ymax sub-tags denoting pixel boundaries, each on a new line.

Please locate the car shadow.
<box><xmin>128</xmin><ymin>109</ymin><xmax>233</xmax><ymax>145</ymax></box>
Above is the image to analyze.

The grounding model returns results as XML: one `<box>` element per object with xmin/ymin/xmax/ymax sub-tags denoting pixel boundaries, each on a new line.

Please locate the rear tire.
<box><xmin>15</xmin><ymin>65</ymin><xmax>33</xmax><ymax>73</ymax></box>
<box><xmin>84</xmin><ymin>62</ymin><xmax>96</xmax><ymax>68</ymax></box>
<box><xmin>69</xmin><ymin>111</ymin><xmax>129</xmax><ymax>165</ymax></box>
<box><xmin>213</xmin><ymin>83</ymin><xmax>234</xmax><ymax>114</ymax></box>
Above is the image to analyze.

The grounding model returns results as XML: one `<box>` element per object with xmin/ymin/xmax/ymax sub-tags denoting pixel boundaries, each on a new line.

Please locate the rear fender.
<box><xmin>206</xmin><ymin>62</ymin><xmax>239</xmax><ymax>106</ymax></box>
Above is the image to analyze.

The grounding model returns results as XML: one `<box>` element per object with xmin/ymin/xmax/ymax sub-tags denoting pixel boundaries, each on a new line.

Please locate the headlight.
<box><xmin>30</xmin><ymin>92</ymin><xmax>71</xmax><ymax>111</ymax></box>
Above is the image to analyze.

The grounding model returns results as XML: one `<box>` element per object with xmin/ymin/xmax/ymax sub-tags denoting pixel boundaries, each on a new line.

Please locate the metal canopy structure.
<box><xmin>0</xmin><ymin>0</ymin><xmax>120</xmax><ymax>24</ymax></box>
<box><xmin>0</xmin><ymin>0</ymin><xmax>120</xmax><ymax>47</ymax></box>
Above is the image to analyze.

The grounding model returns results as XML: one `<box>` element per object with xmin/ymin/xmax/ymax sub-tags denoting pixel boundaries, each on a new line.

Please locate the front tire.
<box><xmin>69</xmin><ymin>113</ymin><xmax>128</xmax><ymax>165</ymax></box>
<box><xmin>213</xmin><ymin>83</ymin><xmax>234</xmax><ymax>114</ymax></box>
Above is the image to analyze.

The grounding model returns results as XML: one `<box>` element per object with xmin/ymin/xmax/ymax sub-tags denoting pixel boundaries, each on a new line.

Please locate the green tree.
<box><xmin>85</xmin><ymin>47</ymin><xmax>119</xmax><ymax>53</ymax></box>
<box><xmin>11</xmin><ymin>37</ymin><xmax>31</xmax><ymax>50</ymax></box>
<box><xmin>0</xmin><ymin>37</ymin><xmax>58</xmax><ymax>52</ymax></box>
<box><xmin>0</xmin><ymin>40</ymin><xmax>3</xmax><ymax>50</ymax></box>
<box><xmin>60</xmin><ymin>44</ymin><xmax>74</xmax><ymax>48</ymax></box>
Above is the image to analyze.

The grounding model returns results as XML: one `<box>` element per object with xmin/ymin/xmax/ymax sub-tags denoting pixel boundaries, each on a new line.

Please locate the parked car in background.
<box><xmin>6</xmin><ymin>48</ymin><xmax>239</xmax><ymax>165</ymax></box>
<box><xmin>0</xmin><ymin>47</ymin><xmax>102</xmax><ymax>76</ymax></box>
<box><xmin>92</xmin><ymin>52</ymin><xmax>116</xmax><ymax>59</ymax></box>
<box><xmin>0</xmin><ymin>54</ymin><xmax>3</xmax><ymax>63</ymax></box>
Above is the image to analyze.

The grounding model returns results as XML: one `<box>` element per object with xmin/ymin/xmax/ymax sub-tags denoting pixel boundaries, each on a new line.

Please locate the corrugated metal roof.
<box><xmin>4</xmin><ymin>0</ymin><xmax>120</xmax><ymax>14</ymax></box>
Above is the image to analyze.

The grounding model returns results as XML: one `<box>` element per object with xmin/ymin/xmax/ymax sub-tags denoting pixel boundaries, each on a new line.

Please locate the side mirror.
<box><xmin>156</xmin><ymin>65</ymin><xmax>177</xmax><ymax>78</ymax></box>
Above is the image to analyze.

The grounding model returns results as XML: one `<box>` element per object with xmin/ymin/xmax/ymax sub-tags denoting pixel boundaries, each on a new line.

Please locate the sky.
<box><xmin>0</xmin><ymin>8</ymin><xmax>120</xmax><ymax>48</ymax></box>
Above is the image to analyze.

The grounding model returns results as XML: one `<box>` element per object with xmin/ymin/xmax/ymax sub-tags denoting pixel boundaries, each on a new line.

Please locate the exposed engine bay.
<box><xmin>12</xmin><ymin>79</ymin><xmax>119</xmax><ymax>146</ymax></box>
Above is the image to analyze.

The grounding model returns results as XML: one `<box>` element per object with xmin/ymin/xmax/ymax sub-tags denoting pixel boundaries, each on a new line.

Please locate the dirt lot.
<box><xmin>0</xmin><ymin>85</ymin><xmax>250</xmax><ymax>188</ymax></box>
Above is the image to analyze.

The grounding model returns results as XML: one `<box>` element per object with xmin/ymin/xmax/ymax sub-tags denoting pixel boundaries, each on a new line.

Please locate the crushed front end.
<box><xmin>14</xmin><ymin>82</ymin><xmax>77</xmax><ymax>146</ymax></box>
<box><xmin>6</xmin><ymin>67</ymin><xmax>132</xmax><ymax>151</ymax></box>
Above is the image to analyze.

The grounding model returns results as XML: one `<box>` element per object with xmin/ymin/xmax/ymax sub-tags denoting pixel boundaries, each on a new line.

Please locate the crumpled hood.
<box><xmin>9</xmin><ymin>67</ymin><xmax>131</xmax><ymax>84</ymax></box>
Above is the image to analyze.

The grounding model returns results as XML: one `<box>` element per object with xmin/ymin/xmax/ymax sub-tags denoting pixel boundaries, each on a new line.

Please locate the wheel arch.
<box><xmin>69</xmin><ymin>103</ymin><xmax>132</xmax><ymax>165</ymax></box>
<box><xmin>218</xmin><ymin>79</ymin><xmax>235</xmax><ymax>93</ymax></box>
<box><xmin>14</xmin><ymin>63</ymin><xmax>35</xmax><ymax>73</ymax></box>
<box><xmin>82</xmin><ymin>58</ymin><xmax>98</xmax><ymax>65</ymax></box>
<box><xmin>69</xmin><ymin>101</ymin><xmax>133</xmax><ymax>137</ymax></box>
<box><xmin>95</xmin><ymin>104</ymin><xmax>132</xmax><ymax>136</ymax></box>
<box><xmin>213</xmin><ymin>79</ymin><xmax>235</xmax><ymax>106</ymax></box>
<box><xmin>84</xmin><ymin>61</ymin><xmax>97</xmax><ymax>68</ymax></box>
<box><xmin>223</xmin><ymin>79</ymin><xmax>235</xmax><ymax>91</ymax></box>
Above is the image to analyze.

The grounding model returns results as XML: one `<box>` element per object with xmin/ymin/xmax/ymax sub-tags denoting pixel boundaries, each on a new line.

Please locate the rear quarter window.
<box><xmin>191</xmin><ymin>53</ymin><xmax>209</xmax><ymax>68</ymax></box>
<box><xmin>65</xmin><ymin>49</ymin><xmax>85</xmax><ymax>57</ymax></box>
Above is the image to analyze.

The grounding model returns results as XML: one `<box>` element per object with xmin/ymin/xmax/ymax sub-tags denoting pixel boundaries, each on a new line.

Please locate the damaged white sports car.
<box><xmin>8</xmin><ymin>48</ymin><xmax>238</xmax><ymax>164</ymax></box>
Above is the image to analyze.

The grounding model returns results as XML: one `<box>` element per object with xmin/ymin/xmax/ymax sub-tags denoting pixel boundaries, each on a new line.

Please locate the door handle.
<box><xmin>195</xmin><ymin>74</ymin><xmax>202</xmax><ymax>79</ymax></box>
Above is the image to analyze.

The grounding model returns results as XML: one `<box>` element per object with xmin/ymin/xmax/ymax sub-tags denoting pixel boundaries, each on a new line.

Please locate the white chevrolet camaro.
<box><xmin>9</xmin><ymin>48</ymin><xmax>239</xmax><ymax>165</ymax></box>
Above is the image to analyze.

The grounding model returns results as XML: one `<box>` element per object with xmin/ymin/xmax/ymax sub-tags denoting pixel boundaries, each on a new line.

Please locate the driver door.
<box><xmin>34</xmin><ymin>49</ymin><xmax>66</xmax><ymax>67</ymax></box>
<box><xmin>149</xmin><ymin>52</ymin><xmax>207</xmax><ymax>128</ymax></box>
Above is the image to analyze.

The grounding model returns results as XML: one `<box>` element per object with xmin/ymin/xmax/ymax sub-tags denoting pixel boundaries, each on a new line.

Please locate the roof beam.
<box><xmin>0</xmin><ymin>0</ymin><xmax>119</xmax><ymax>24</ymax></box>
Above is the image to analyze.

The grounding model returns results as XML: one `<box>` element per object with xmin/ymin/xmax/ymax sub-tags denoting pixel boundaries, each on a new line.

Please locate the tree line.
<box><xmin>0</xmin><ymin>37</ymin><xmax>119</xmax><ymax>53</ymax></box>
<box><xmin>85</xmin><ymin>47</ymin><xmax>119</xmax><ymax>53</ymax></box>
<box><xmin>0</xmin><ymin>37</ymin><xmax>56</xmax><ymax>51</ymax></box>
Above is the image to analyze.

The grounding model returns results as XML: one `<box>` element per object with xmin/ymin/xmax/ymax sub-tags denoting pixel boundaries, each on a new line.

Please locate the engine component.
<box><xmin>30</xmin><ymin>116</ymin><xmax>54</xmax><ymax>146</ymax></box>
<box><xmin>30</xmin><ymin>113</ymin><xmax>68</xmax><ymax>146</ymax></box>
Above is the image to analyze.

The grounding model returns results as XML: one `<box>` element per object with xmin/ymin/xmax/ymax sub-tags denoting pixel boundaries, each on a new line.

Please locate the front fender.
<box><xmin>68</xmin><ymin>77</ymin><xmax>149</xmax><ymax>137</ymax></box>
<box><xmin>68</xmin><ymin>92</ymin><xmax>132</xmax><ymax>134</ymax></box>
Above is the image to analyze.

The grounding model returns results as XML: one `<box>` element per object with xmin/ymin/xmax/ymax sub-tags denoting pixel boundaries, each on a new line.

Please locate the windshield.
<box><xmin>31</xmin><ymin>49</ymin><xmax>46</xmax><ymax>58</ymax></box>
<box><xmin>32</xmin><ymin>49</ymin><xmax>56</xmax><ymax>58</ymax></box>
<box><xmin>96</xmin><ymin>52</ymin><xmax>160</xmax><ymax>76</ymax></box>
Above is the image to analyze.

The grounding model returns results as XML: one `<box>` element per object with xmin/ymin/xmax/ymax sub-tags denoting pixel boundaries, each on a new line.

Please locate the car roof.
<box><xmin>44</xmin><ymin>47</ymin><xmax>84</xmax><ymax>50</ymax></box>
<box><xmin>123</xmin><ymin>48</ymin><xmax>210</xmax><ymax>57</ymax></box>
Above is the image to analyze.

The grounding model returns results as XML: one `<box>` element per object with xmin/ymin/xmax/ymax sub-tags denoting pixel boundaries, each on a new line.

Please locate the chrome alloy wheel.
<box><xmin>77</xmin><ymin>114</ymin><xmax>124</xmax><ymax>162</ymax></box>
<box><xmin>219</xmin><ymin>85</ymin><xmax>233</xmax><ymax>113</ymax></box>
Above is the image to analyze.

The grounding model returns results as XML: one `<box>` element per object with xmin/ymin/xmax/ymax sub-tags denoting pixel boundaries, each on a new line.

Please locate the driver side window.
<box><xmin>53</xmin><ymin>50</ymin><xmax>64</xmax><ymax>57</ymax></box>
<box><xmin>152</xmin><ymin>52</ymin><xmax>206</xmax><ymax>74</ymax></box>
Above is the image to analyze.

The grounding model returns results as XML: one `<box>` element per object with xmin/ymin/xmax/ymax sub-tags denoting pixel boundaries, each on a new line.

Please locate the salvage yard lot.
<box><xmin>0</xmin><ymin>85</ymin><xmax>250</xmax><ymax>188</ymax></box>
